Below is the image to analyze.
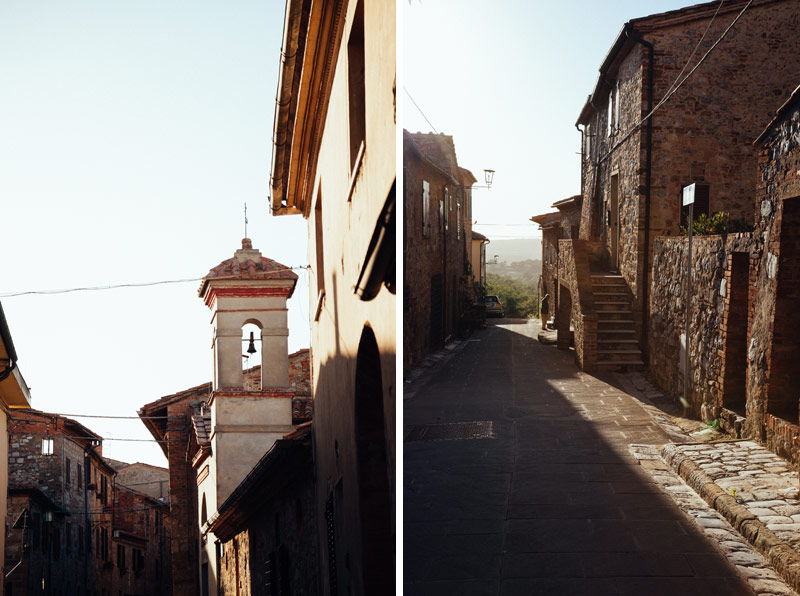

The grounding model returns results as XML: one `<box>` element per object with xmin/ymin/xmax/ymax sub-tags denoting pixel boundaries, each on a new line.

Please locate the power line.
<box><xmin>0</xmin><ymin>266</ymin><xmax>309</xmax><ymax>298</ymax></box>
<box><xmin>599</xmin><ymin>0</ymin><xmax>753</xmax><ymax>164</ymax></box>
<box><xmin>53</xmin><ymin>413</ymin><xmax>173</xmax><ymax>420</ymax></box>
<box><xmin>404</xmin><ymin>87</ymin><xmax>439</xmax><ymax>134</ymax></box>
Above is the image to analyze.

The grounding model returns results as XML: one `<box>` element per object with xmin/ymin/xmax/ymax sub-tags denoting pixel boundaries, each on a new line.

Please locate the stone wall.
<box><xmin>218</xmin><ymin>465</ymin><xmax>318</xmax><ymax>596</ymax></box>
<box><xmin>580</xmin><ymin>1</ymin><xmax>800</xmax><ymax>345</ymax></box>
<box><xmin>747</xmin><ymin>91</ymin><xmax>800</xmax><ymax>463</ymax></box>
<box><xmin>403</xmin><ymin>133</ymin><xmax>470</xmax><ymax>370</ymax></box>
<box><xmin>557</xmin><ymin>239</ymin><xmax>598</xmax><ymax>370</ymax></box>
<box><xmin>649</xmin><ymin>234</ymin><xmax>753</xmax><ymax>419</ymax></box>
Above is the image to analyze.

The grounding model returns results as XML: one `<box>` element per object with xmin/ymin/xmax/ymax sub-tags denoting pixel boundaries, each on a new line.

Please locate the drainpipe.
<box><xmin>627</xmin><ymin>29</ymin><xmax>654</xmax><ymax>362</ymax></box>
<box><xmin>576</xmin><ymin>124</ymin><xmax>585</xmax><ymax>194</ymax></box>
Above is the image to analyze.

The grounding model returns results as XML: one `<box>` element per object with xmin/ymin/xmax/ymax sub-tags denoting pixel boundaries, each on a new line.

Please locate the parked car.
<box><xmin>485</xmin><ymin>295</ymin><xmax>504</xmax><ymax>317</ymax></box>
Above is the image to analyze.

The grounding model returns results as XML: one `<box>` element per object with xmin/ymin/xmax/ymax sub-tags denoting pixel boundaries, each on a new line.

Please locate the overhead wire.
<box><xmin>403</xmin><ymin>87</ymin><xmax>439</xmax><ymax>134</ymax></box>
<box><xmin>0</xmin><ymin>266</ymin><xmax>309</xmax><ymax>298</ymax></box>
<box><xmin>599</xmin><ymin>0</ymin><xmax>754</xmax><ymax>163</ymax></box>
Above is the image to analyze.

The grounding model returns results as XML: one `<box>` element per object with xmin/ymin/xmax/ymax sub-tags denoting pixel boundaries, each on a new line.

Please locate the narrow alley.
<box><xmin>404</xmin><ymin>320</ymin><xmax>788</xmax><ymax>596</ymax></box>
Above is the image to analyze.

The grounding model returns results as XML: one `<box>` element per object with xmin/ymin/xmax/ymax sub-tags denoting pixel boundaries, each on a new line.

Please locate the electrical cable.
<box><xmin>404</xmin><ymin>87</ymin><xmax>439</xmax><ymax>134</ymax></box>
<box><xmin>599</xmin><ymin>0</ymin><xmax>754</xmax><ymax>164</ymax></box>
<box><xmin>0</xmin><ymin>266</ymin><xmax>309</xmax><ymax>298</ymax></box>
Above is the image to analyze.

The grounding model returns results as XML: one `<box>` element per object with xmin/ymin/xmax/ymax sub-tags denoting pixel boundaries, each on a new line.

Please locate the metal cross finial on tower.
<box><xmin>244</xmin><ymin>202</ymin><xmax>248</xmax><ymax>238</ymax></box>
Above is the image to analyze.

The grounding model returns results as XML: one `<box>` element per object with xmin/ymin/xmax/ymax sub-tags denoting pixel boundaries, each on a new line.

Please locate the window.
<box><xmin>65</xmin><ymin>458</ymin><xmax>71</xmax><ymax>487</ymax></box>
<box><xmin>41</xmin><ymin>438</ymin><xmax>53</xmax><ymax>455</ymax></box>
<box><xmin>607</xmin><ymin>91</ymin><xmax>613</xmax><ymax>137</ymax></box>
<box><xmin>133</xmin><ymin>548</ymin><xmax>144</xmax><ymax>574</ymax></box>
<box><xmin>422</xmin><ymin>181</ymin><xmax>430</xmax><ymax>237</ymax></box>
<box><xmin>347</xmin><ymin>0</ymin><xmax>365</xmax><ymax>173</ymax></box>
<box><xmin>584</xmin><ymin>123</ymin><xmax>592</xmax><ymax>159</ymax></box>
<box><xmin>314</xmin><ymin>189</ymin><xmax>325</xmax><ymax>296</ymax></box>
<box><xmin>444</xmin><ymin>187</ymin><xmax>450</xmax><ymax>231</ymax></box>
<box><xmin>614</xmin><ymin>79</ymin><xmax>621</xmax><ymax>134</ymax></box>
<box><xmin>77</xmin><ymin>464</ymin><xmax>82</xmax><ymax>493</ymax></box>
<box><xmin>66</xmin><ymin>522</ymin><xmax>72</xmax><ymax>552</ymax></box>
<box><xmin>457</xmin><ymin>201</ymin><xmax>462</xmax><ymax>241</ymax></box>
<box><xmin>117</xmin><ymin>544</ymin><xmax>127</xmax><ymax>572</ymax></box>
<box><xmin>680</xmin><ymin>183</ymin><xmax>710</xmax><ymax>228</ymax></box>
<box><xmin>100</xmin><ymin>474</ymin><xmax>108</xmax><ymax>505</ymax></box>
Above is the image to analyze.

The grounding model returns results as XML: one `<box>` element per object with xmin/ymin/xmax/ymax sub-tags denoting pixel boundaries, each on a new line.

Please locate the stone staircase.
<box><xmin>591</xmin><ymin>273</ymin><xmax>644</xmax><ymax>371</ymax></box>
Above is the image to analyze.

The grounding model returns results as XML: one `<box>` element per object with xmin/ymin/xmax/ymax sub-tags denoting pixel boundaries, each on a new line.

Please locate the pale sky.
<box><xmin>1</xmin><ymin>0</ymin><xmax>733</xmax><ymax>467</ymax></box>
<box><xmin>404</xmin><ymin>0</ymin><xmax>703</xmax><ymax>241</ymax></box>
<box><xmin>0</xmin><ymin>1</ymin><xmax>308</xmax><ymax>466</ymax></box>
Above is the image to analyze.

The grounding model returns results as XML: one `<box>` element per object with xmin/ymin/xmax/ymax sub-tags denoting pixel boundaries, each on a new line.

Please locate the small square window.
<box><xmin>41</xmin><ymin>438</ymin><xmax>54</xmax><ymax>456</ymax></box>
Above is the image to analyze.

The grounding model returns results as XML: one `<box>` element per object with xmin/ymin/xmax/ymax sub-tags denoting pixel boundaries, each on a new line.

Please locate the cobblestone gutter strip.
<box><xmin>632</xmin><ymin>445</ymin><xmax>798</xmax><ymax>596</ymax></box>
<box><xmin>663</xmin><ymin>443</ymin><xmax>800</xmax><ymax>593</ymax></box>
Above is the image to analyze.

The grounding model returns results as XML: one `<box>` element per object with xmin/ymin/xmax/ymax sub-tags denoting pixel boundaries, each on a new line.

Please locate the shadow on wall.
<box><xmin>313</xmin><ymin>330</ymin><xmax>395</xmax><ymax>596</ymax></box>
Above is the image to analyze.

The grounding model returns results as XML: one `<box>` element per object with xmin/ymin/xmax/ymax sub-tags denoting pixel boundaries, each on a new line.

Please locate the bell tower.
<box><xmin>197</xmin><ymin>238</ymin><xmax>298</xmax><ymax>504</ymax></box>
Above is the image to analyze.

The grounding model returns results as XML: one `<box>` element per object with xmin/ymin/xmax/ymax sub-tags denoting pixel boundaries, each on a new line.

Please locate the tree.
<box><xmin>486</xmin><ymin>273</ymin><xmax>539</xmax><ymax>318</ymax></box>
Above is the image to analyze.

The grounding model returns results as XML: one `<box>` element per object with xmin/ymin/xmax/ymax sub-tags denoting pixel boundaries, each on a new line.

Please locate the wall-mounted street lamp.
<box><xmin>463</xmin><ymin>169</ymin><xmax>496</xmax><ymax>190</ymax></box>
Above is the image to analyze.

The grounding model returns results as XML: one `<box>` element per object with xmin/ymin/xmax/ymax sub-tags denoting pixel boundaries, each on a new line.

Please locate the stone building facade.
<box><xmin>0</xmin><ymin>302</ymin><xmax>33</xmax><ymax>594</ymax></box>
<box><xmin>4</xmin><ymin>410</ymin><xmax>169</xmax><ymax>596</ymax></box>
<box><xmin>744</xmin><ymin>85</ymin><xmax>800</xmax><ymax>464</ymax></box>
<box><xmin>560</xmin><ymin>0</ymin><xmax>800</xmax><ymax>372</ymax></box>
<box><xmin>269</xmin><ymin>1</ymin><xmax>396</xmax><ymax>594</ymax></box>
<box><xmin>210</xmin><ymin>425</ymin><xmax>317</xmax><ymax>596</ymax></box>
<box><xmin>403</xmin><ymin>130</ymin><xmax>476</xmax><ymax>370</ymax></box>
<box><xmin>139</xmin><ymin>335</ymin><xmax>310</xmax><ymax>596</ymax></box>
<box><xmin>645</xmin><ymin>84</ymin><xmax>800</xmax><ymax>467</ymax></box>
<box><xmin>531</xmin><ymin>195</ymin><xmax>581</xmax><ymax>326</ymax></box>
<box><xmin>469</xmin><ymin>231</ymin><xmax>489</xmax><ymax>298</ymax></box>
<box><xmin>138</xmin><ymin>383</ymin><xmax>204</xmax><ymax>595</ymax></box>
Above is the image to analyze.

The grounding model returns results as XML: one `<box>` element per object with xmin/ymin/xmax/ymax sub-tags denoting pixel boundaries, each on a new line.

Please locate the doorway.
<box><xmin>609</xmin><ymin>173</ymin><xmax>620</xmax><ymax>270</ymax></box>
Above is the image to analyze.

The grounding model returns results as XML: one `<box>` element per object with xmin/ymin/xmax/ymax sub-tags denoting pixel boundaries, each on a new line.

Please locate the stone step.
<box><xmin>596</xmin><ymin>311</ymin><xmax>634</xmax><ymax>321</ymax></box>
<box><xmin>597</xmin><ymin>320</ymin><xmax>636</xmax><ymax>329</ymax></box>
<box><xmin>594</xmin><ymin>292</ymin><xmax>629</xmax><ymax>297</ymax></box>
<box><xmin>597</xmin><ymin>328</ymin><xmax>636</xmax><ymax>334</ymax></box>
<box><xmin>595</xmin><ymin>301</ymin><xmax>631</xmax><ymax>310</ymax></box>
<box><xmin>595</xmin><ymin>360</ymin><xmax>646</xmax><ymax>371</ymax></box>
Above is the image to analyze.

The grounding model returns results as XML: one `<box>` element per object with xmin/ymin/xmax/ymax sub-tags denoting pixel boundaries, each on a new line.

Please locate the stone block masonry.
<box><xmin>649</xmin><ymin>233</ymin><xmax>753</xmax><ymax>421</ymax></box>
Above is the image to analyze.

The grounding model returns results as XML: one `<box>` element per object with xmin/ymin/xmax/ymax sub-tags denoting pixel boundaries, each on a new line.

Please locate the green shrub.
<box><xmin>680</xmin><ymin>211</ymin><xmax>753</xmax><ymax>236</ymax></box>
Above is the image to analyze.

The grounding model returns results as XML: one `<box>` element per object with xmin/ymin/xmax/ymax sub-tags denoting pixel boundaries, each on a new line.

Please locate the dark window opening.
<box><xmin>347</xmin><ymin>0</ymin><xmax>365</xmax><ymax>172</ymax></box>
<box><xmin>681</xmin><ymin>183</ymin><xmax>710</xmax><ymax>228</ymax></box>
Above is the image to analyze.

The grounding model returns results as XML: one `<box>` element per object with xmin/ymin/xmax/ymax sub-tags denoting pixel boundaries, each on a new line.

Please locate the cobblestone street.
<box><xmin>404</xmin><ymin>320</ymin><xmax>796</xmax><ymax>596</ymax></box>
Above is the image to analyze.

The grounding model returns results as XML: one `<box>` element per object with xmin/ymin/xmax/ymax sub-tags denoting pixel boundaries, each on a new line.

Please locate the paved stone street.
<box><xmin>404</xmin><ymin>320</ymin><xmax>793</xmax><ymax>596</ymax></box>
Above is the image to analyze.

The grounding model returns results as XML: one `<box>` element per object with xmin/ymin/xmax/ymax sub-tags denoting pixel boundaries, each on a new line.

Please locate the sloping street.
<box><xmin>404</xmin><ymin>320</ymin><xmax>760</xmax><ymax>596</ymax></box>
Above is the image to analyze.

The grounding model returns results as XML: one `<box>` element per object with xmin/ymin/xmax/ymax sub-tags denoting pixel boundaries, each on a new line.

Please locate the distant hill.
<box><xmin>484</xmin><ymin>238</ymin><xmax>541</xmax><ymax>263</ymax></box>
<box><xmin>487</xmin><ymin>259</ymin><xmax>542</xmax><ymax>284</ymax></box>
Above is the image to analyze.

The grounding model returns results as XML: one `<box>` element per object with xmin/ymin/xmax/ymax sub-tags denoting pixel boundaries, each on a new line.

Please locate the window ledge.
<box><xmin>347</xmin><ymin>141</ymin><xmax>366</xmax><ymax>202</ymax></box>
<box><xmin>314</xmin><ymin>289</ymin><xmax>326</xmax><ymax>322</ymax></box>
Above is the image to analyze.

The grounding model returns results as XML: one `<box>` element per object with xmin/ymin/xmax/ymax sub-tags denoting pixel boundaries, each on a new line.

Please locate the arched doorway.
<box><xmin>354</xmin><ymin>326</ymin><xmax>392</xmax><ymax>594</ymax></box>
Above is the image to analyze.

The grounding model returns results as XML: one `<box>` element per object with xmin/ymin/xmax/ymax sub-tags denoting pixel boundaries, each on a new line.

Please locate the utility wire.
<box><xmin>404</xmin><ymin>87</ymin><xmax>439</xmax><ymax>134</ymax></box>
<box><xmin>0</xmin><ymin>266</ymin><xmax>309</xmax><ymax>298</ymax></box>
<box><xmin>599</xmin><ymin>0</ymin><xmax>753</xmax><ymax>164</ymax></box>
<box><xmin>654</xmin><ymin>0</ymin><xmax>725</xmax><ymax>111</ymax></box>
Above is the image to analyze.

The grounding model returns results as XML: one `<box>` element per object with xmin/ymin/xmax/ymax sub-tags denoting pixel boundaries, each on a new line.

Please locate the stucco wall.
<box><xmin>303</xmin><ymin>2</ymin><xmax>396</xmax><ymax>594</ymax></box>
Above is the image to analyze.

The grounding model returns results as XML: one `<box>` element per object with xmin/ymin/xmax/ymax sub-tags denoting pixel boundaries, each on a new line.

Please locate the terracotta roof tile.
<box><xmin>199</xmin><ymin>238</ymin><xmax>297</xmax><ymax>296</ymax></box>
